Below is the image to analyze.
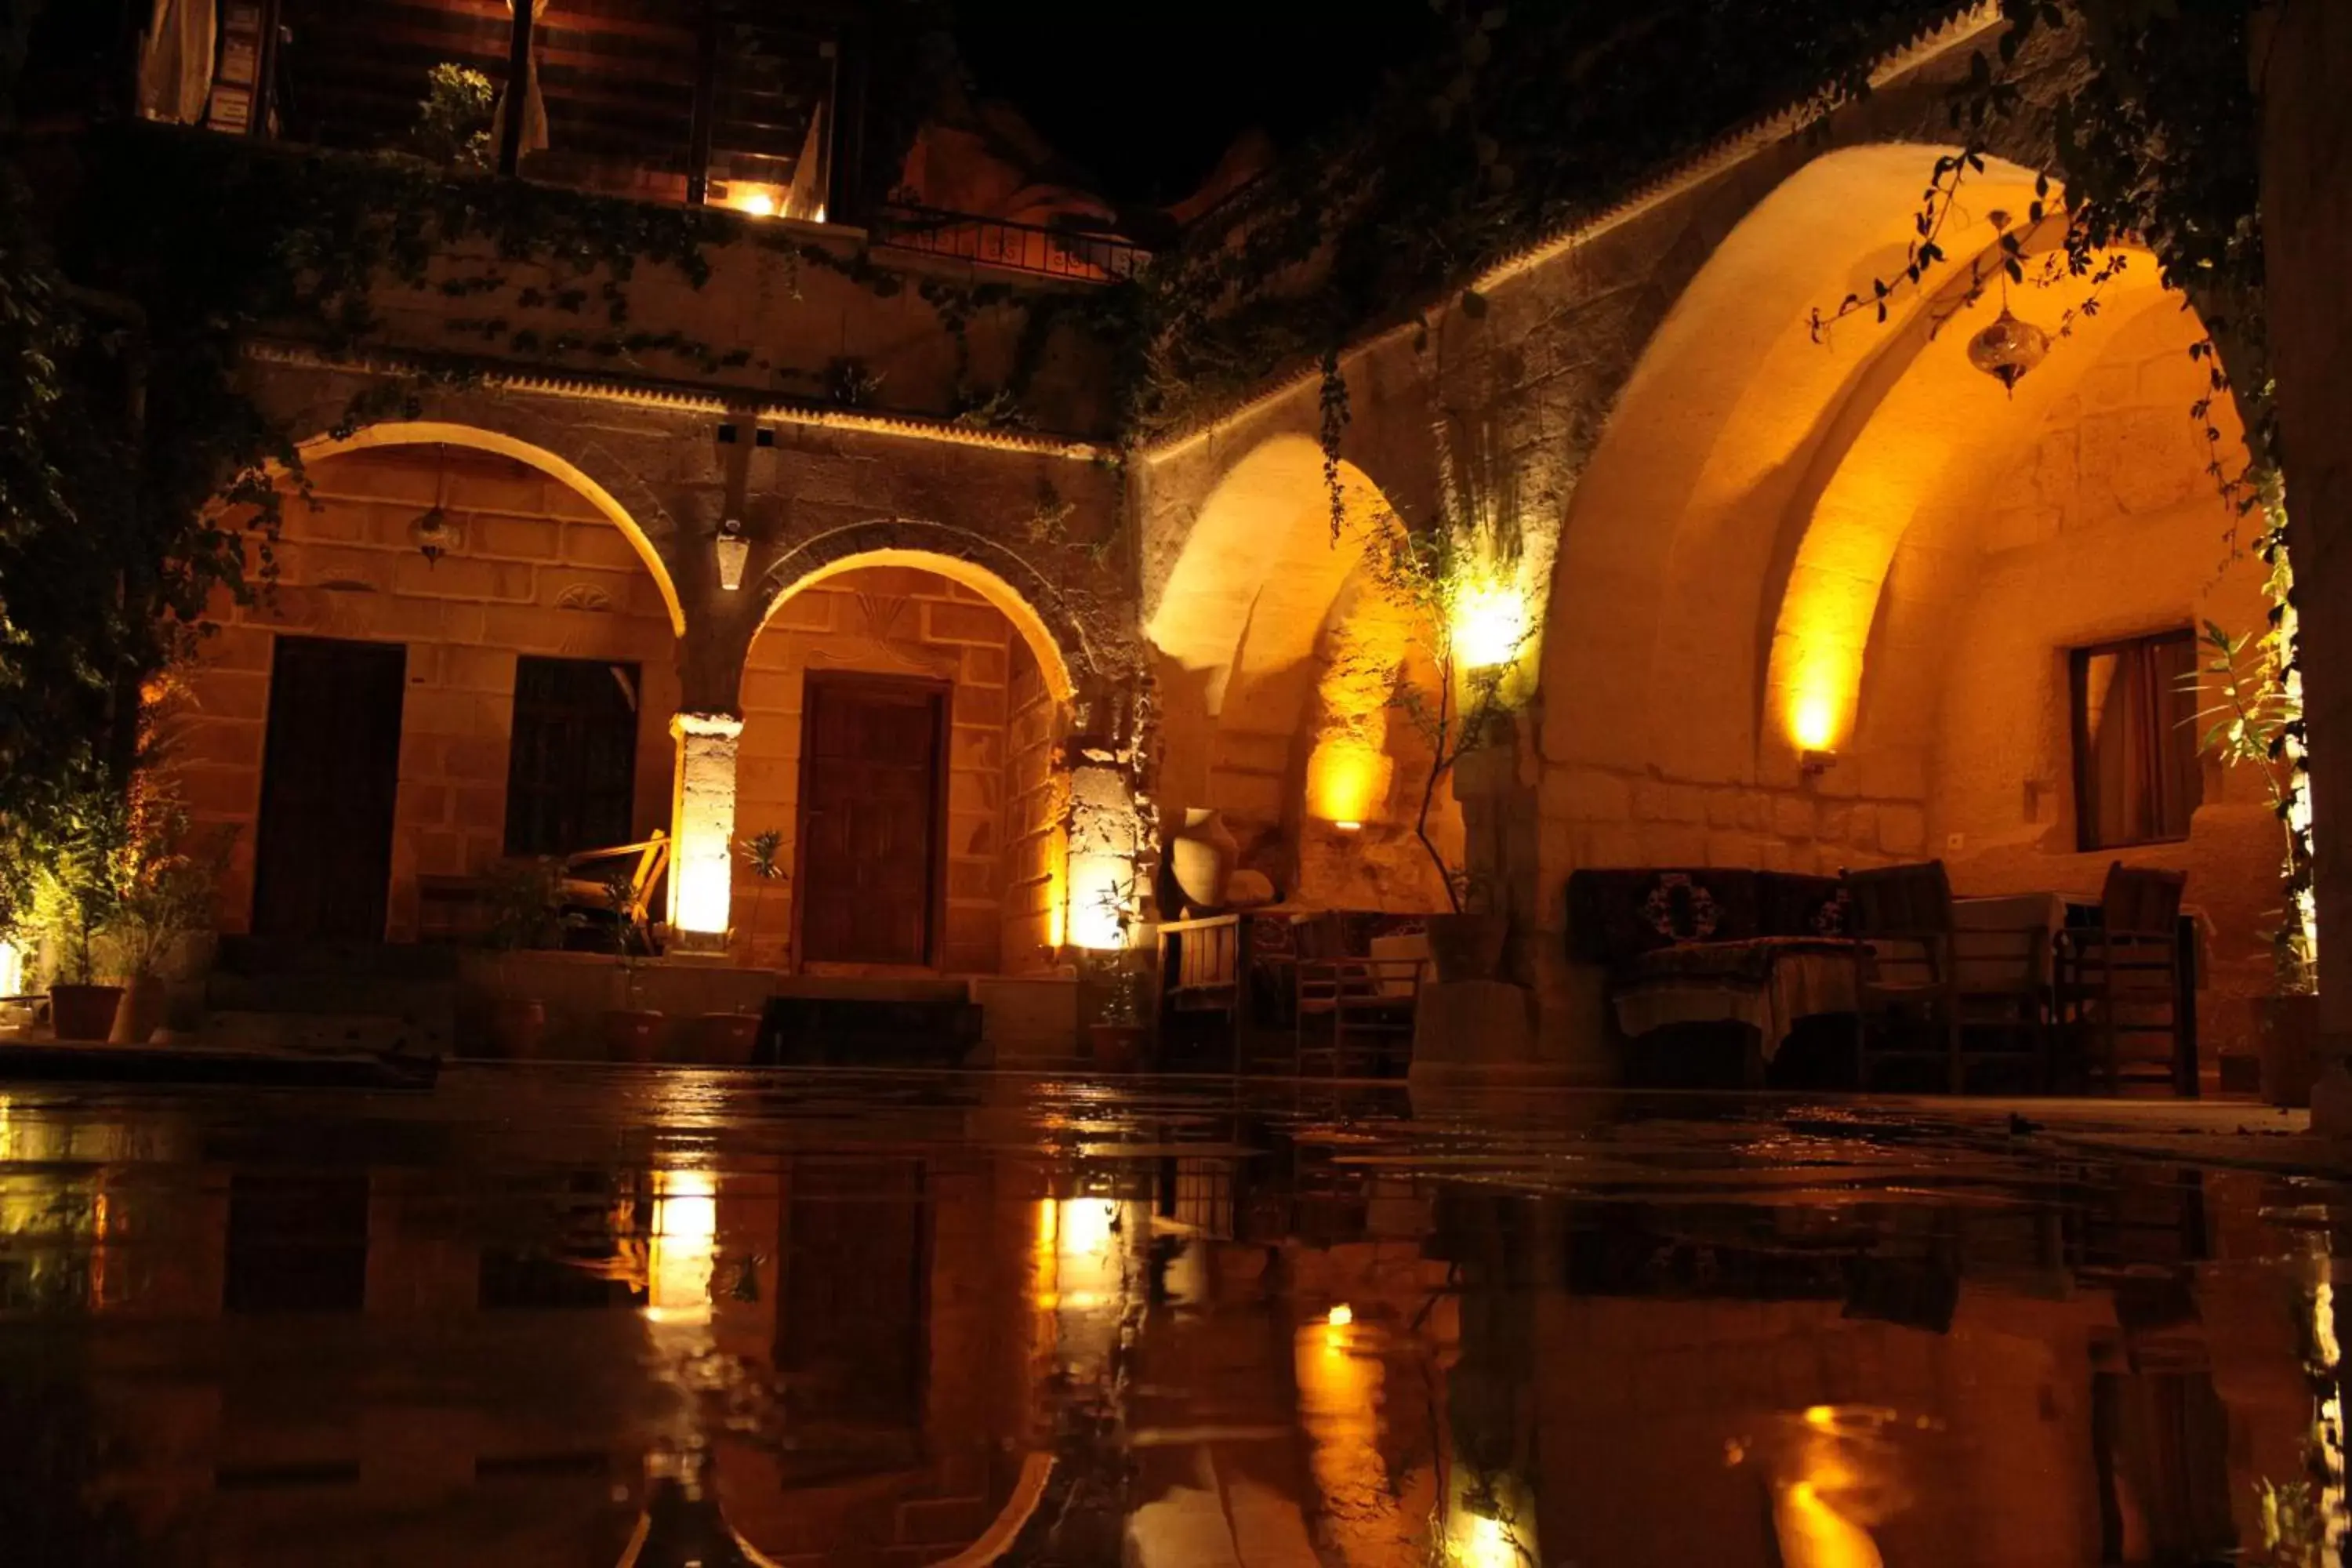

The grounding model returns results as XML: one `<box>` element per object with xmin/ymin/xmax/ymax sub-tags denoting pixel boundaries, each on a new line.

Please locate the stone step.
<box><xmin>205</xmin><ymin>971</ymin><xmax>459</xmax><ymax>1019</ymax></box>
<box><xmin>198</xmin><ymin>1009</ymin><xmax>451</xmax><ymax>1057</ymax></box>
<box><xmin>213</xmin><ymin>937</ymin><xmax>459</xmax><ymax>982</ymax></box>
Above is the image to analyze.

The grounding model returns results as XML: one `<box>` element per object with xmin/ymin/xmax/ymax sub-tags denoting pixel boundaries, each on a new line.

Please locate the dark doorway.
<box><xmin>504</xmin><ymin>656</ymin><xmax>641</xmax><ymax>856</ymax></box>
<box><xmin>252</xmin><ymin>636</ymin><xmax>406</xmax><ymax>941</ymax></box>
<box><xmin>795</xmin><ymin>673</ymin><xmax>948</xmax><ymax>967</ymax></box>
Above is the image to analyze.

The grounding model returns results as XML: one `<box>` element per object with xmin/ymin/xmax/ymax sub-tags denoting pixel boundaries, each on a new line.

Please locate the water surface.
<box><xmin>0</xmin><ymin>1069</ymin><xmax>2343</xmax><ymax>1565</ymax></box>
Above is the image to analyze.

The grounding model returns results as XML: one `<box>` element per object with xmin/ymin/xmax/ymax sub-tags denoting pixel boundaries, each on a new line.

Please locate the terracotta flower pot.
<box><xmin>51</xmin><ymin>984</ymin><xmax>125</xmax><ymax>1043</ymax></box>
<box><xmin>488</xmin><ymin>997</ymin><xmax>547</xmax><ymax>1060</ymax></box>
<box><xmin>1087</xmin><ymin>1022</ymin><xmax>1149</xmax><ymax>1073</ymax></box>
<box><xmin>690</xmin><ymin>1012</ymin><xmax>760</xmax><ymax>1066</ymax></box>
<box><xmin>109</xmin><ymin>974</ymin><xmax>169</xmax><ymax>1044</ymax></box>
<box><xmin>1425</xmin><ymin>913</ymin><xmax>1508</xmax><ymax>983</ymax></box>
<box><xmin>603</xmin><ymin>1008</ymin><xmax>665</xmax><ymax>1064</ymax></box>
<box><xmin>2259</xmin><ymin>993</ymin><xmax>2322</xmax><ymax>1109</ymax></box>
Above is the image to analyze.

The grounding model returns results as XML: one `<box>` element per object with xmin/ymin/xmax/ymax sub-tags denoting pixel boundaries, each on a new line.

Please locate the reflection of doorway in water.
<box><xmin>2092</xmin><ymin>1336</ymin><xmax>2236</xmax><ymax>1563</ymax></box>
<box><xmin>779</xmin><ymin>1158</ymin><xmax>927</xmax><ymax>1440</ymax></box>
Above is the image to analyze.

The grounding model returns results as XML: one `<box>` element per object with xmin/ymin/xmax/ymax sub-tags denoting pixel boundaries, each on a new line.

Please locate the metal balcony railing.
<box><xmin>869</xmin><ymin>205</ymin><xmax>1149</xmax><ymax>284</ymax></box>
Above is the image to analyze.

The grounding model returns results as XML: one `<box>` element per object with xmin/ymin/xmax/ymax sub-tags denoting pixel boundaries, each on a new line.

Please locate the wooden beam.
<box><xmin>498</xmin><ymin>0</ymin><xmax>533</xmax><ymax>176</ymax></box>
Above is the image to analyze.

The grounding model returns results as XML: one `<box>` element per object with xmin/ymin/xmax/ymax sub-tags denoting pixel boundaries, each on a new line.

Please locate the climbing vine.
<box><xmin>1807</xmin><ymin>0</ymin><xmax>2310</xmax><ymax>987</ymax></box>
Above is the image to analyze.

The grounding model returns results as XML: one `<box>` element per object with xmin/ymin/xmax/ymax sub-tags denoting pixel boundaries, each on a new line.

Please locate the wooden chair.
<box><xmin>557</xmin><ymin>830</ymin><xmax>670</xmax><ymax>949</ymax></box>
<box><xmin>1294</xmin><ymin>956</ymin><xmax>1423</xmax><ymax>1077</ymax></box>
<box><xmin>2056</xmin><ymin>862</ymin><xmax>2189</xmax><ymax>1094</ymax></box>
<box><xmin>1844</xmin><ymin>861</ymin><xmax>2051</xmax><ymax>1092</ymax></box>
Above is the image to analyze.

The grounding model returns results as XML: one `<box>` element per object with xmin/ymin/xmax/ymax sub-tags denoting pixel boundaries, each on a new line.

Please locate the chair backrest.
<box><xmin>1841</xmin><ymin>860</ymin><xmax>1955</xmax><ymax>937</ymax></box>
<box><xmin>2100</xmin><ymin>860</ymin><xmax>2187</xmax><ymax>937</ymax></box>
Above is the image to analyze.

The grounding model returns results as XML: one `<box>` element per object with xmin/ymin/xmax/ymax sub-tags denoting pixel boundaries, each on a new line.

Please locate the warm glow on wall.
<box><xmin>1307</xmin><ymin>740</ymin><xmax>1392</xmax><ymax>826</ymax></box>
<box><xmin>1779</xmin><ymin>636</ymin><xmax>1861</xmax><ymax>758</ymax></box>
<box><xmin>670</xmin><ymin>713</ymin><xmax>744</xmax><ymax>944</ymax></box>
<box><xmin>1065</xmin><ymin>851</ymin><xmax>1131</xmax><ymax>950</ymax></box>
<box><xmin>1452</xmin><ymin>572</ymin><xmax>1532</xmax><ymax>670</ymax></box>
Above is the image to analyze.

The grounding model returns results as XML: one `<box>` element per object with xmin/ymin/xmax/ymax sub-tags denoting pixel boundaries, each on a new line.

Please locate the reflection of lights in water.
<box><xmin>647</xmin><ymin>1169</ymin><xmax>716</xmax><ymax>1324</ymax></box>
<box><xmin>1747</xmin><ymin>1406</ymin><xmax>1901</xmax><ymax>1568</ymax></box>
<box><xmin>2313</xmin><ymin>1276</ymin><xmax>2347</xmax><ymax>1556</ymax></box>
<box><xmin>1058</xmin><ymin>1196</ymin><xmax>1116</xmax><ymax>1258</ymax></box>
<box><xmin>1294</xmin><ymin>1316</ymin><xmax>1402</xmax><ymax>1563</ymax></box>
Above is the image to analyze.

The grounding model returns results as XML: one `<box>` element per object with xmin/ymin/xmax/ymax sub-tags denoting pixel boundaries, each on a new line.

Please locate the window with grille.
<box><xmin>504</xmin><ymin>657</ymin><xmax>640</xmax><ymax>856</ymax></box>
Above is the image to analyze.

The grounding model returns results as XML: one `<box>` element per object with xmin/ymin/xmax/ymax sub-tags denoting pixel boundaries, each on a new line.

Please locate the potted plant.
<box><xmin>104</xmin><ymin>792</ymin><xmax>229</xmax><ymax>1044</ymax></box>
<box><xmin>1356</xmin><ymin>428</ymin><xmax>1541</xmax><ymax>983</ymax></box>
<box><xmin>34</xmin><ymin>790</ymin><xmax>132</xmax><ymax>1041</ymax></box>
<box><xmin>477</xmin><ymin>857</ymin><xmax>564</xmax><ymax>1058</ymax></box>
<box><xmin>1082</xmin><ymin>875</ymin><xmax>1149</xmax><ymax>1070</ymax></box>
<box><xmin>686</xmin><ymin>829</ymin><xmax>788</xmax><ymax>1066</ymax></box>
<box><xmin>2191</xmin><ymin>618</ymin><xmax>2318</xmax><ymax>1105</ymax></box>
<box><xmin>597</xmin><ymin>866</ymin><xmax>663</xmax><ymax>1064</ymax></box>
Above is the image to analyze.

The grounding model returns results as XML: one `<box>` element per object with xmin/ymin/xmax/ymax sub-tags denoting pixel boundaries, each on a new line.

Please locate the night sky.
<box><xmin>954</xmin><ymin>0</ymin><xmax>1449</xmax><ymax>208</ymax></box>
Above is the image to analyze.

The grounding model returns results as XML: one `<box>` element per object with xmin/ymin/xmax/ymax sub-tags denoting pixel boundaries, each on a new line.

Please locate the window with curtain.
<box><xmin>2071</xmin><ymin>631</ymin><xmax>2202</xmax><ymax>851</ymax></box>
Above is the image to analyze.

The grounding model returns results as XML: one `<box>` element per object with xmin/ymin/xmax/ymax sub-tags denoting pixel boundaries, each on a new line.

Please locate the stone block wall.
<box><xmin>1929</xmin><ymin>303</ymin><xmax>2277</xmax><ymax>1049</ymax></box>
<box><xmin>735</xmin><ymin>563</ymin><xmax>1044</xmax><ymax>975</ymax></box>
<box><xmin>1000</xmin><ymin>640</ymin><xmax>1064</xmax><ymax>970</ymax></box>
<box><xmin>172</xmin><ymin>447</ymin><xmax>681</xmax><ymax>941</ymax></box>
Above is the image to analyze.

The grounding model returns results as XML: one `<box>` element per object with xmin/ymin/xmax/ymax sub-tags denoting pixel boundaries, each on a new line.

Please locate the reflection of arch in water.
<box><xmin>612</xmin><ymin>1453</ymin><xmax>1053</xmax><ymax>1568</ymax></box>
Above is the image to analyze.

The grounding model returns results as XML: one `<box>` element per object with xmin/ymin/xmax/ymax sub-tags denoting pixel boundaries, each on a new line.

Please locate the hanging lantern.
<box><xmin>1967</xmin><ymin>306</ymin><xmax>2050</xmax><ymax>395</ymax></box>
<box><xmin>409</xmin><ymin>445</ymin><xmax>461</xmax><ymax>565</ymax></box>
<box><xmin>714</xmin><ymin>517</ymin><xmax>750</xmax><ymax>591</ymax></box>
<box><xmin>408</xmin><ymin>503</ymin><xmax>460</xmax><ymax>564</ymax></box>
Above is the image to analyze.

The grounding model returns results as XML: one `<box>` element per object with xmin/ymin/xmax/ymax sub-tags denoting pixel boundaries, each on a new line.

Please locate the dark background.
<box><xmin>954</xmin><ymin>0</ymin><xmax>1448</xmax><ymax>206</ymax></box>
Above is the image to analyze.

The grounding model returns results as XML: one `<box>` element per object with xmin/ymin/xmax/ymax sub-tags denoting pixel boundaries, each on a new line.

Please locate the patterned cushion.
<box><xmin>1565</xmin><ymin>869</ymin><xmax>1846</xmax><ymax>971</ymax></box>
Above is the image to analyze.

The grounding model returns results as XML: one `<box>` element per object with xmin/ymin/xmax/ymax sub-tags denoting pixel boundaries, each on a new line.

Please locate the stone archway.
<box><xmin>726</xmin><ymin>535</ymin><xmax>1133</xmax><ymax>967</ymax></box>
<box><xmin>1532</xmin><ymin>140</ymin><xmax>2273</xmax><ymax>1072</ymax></box>
<box><xmin>296</xmin><ymin>419</ymin><xmax>685</xmax><ymax>633</ymax></box>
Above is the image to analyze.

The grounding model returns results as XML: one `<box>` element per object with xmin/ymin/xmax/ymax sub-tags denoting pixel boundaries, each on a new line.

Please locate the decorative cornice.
<box><xmin>1135</xmin><ymin>3</ymin><xmax>2001</xmax><ymax>462</ymax></box>
<box><xmin>241</xmin><ymin>339</ymin><xmax>1120</xmax><ymax>462</ymax></box>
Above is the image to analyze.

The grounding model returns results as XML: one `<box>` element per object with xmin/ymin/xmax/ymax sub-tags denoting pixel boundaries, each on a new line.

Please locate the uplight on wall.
<box><xmin>724</xmin><ymin>184</ymin><xmax>782</xmax><ymax>218</ymax></box>
<box><xmin>669</xmin><ymin>713</ymin><xmax>745</xmax><ymax>946</ymax></box>
<box><xmin>1065</xmin><ymin>852</ymin><xmax>1131</xmax><ymax>950</ymax></box>
<box><xmin>1452</xmin><ymin>574</ymin><xmax>1532</xmax><ymax>670</ymax></box>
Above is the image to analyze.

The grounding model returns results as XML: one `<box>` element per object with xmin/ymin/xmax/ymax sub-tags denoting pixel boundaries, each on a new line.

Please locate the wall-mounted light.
<box><xmin>714</xmin><ymin>518</ymin><xmax>749</xmax><ymax>591</ymax></box>
<box><xmin>1332</xmin><ymin>820</ymin><xmax>1363</xmax><ymax>833</ymax></box>
<box><xmin>1801</xmin><ymin>749</ymin><xmax>1838</xmax><ymax>777</ymax></box>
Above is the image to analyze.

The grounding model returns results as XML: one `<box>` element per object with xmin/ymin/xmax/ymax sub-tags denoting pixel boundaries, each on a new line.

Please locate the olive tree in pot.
<box><xmin>597</xmin><ymin>866</ymin><xmax>663</xmax><ymax>1064</ymax></box>
<box><xmin>1080</xmin><ymin>873</ymin><xmax>1149</xmax><ymax>1071</ymax></box>
<box><xmin>683</xmin><ymin>829</ymin><xmax>789</xmax><ymax>1066</ymax></box>
<box><xmin>2191</xmin><ymin>619</ymin><xmax>2319</xmax><ymax>1105</ymax></box>
<box><xmin>1356</xmin><ymin>442</ymin><xmax>1540</xmax><ymax>985</ymax></box>
<box><xmin>33</xmin><ymin>791</ymin><xmax>132</xmax><ymax>1041</ymax></box>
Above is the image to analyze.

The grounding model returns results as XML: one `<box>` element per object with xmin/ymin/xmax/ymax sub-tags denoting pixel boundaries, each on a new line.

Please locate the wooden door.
<box><xmin>251</xmin><ymin>636</ymin><xmax>406</xmax><ymax>941</ymax></box>
<box><xmin>795</xmin><ymin>674</ymin><xmax>947</xmax><ymax>967</ymax></box>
